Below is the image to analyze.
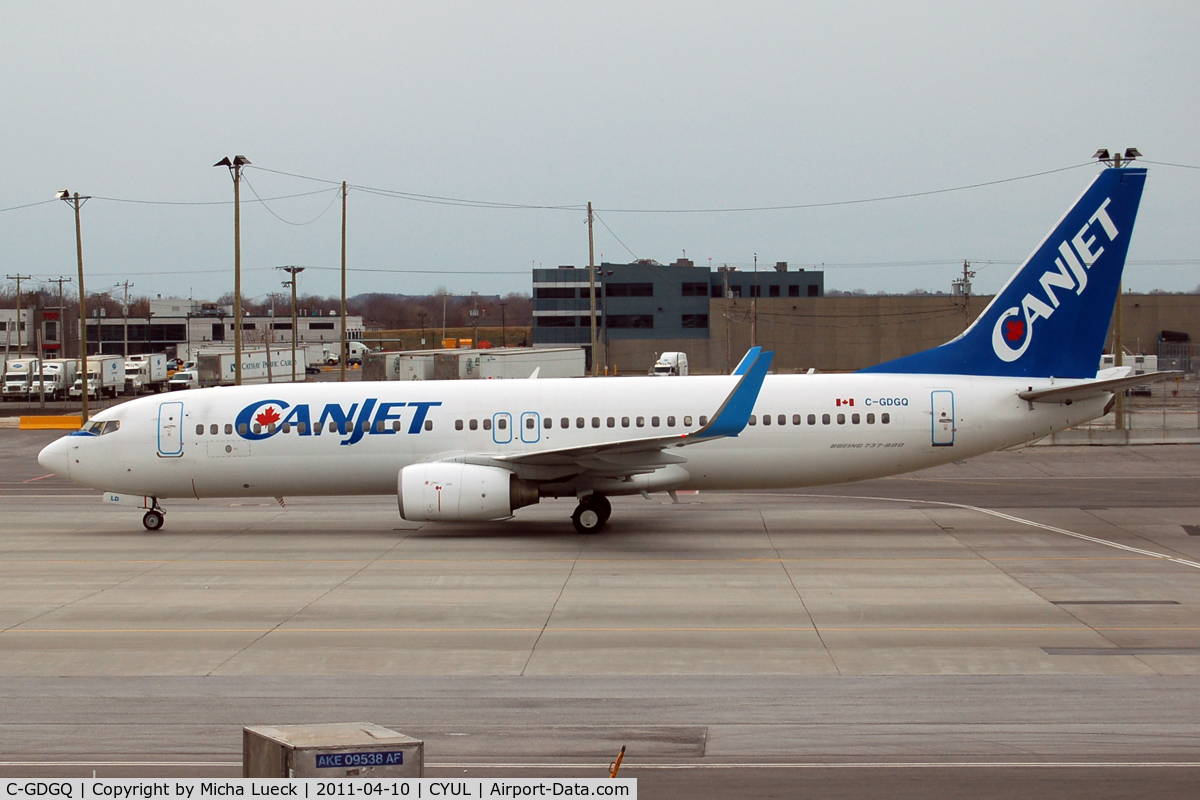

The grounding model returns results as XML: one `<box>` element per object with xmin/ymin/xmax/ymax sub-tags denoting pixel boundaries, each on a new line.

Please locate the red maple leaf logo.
<box><xmin>255</xmin><ymin>406</ymin><xmax>281</xmax><ymax>427</ymax></box>
<box><xmin>1003</xmin><ymin>318</ymin><xmax>1026</xmax><ymax>343</ymax></box>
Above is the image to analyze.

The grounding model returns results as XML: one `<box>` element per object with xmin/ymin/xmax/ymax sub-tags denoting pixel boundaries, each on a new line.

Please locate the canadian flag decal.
<box><xmin>835</xmin><ymin>398</ymin><xmax>854</xmax><ymax>407</ymax></box>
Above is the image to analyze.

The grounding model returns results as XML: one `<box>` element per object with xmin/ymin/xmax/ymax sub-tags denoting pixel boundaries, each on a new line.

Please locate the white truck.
<box><xmin>170</xmin><ymin>348</ymin><xmax>306</xmax><ymax>390</ymax></box>
<box><xmin>3</xmin><ymin>358</ymin><xmax>40</xmax><ymax>401</ymax></box>
<box><xmin>71</xmin><ymin>355</ymin><xmax>125</xmax><ymax>400</ymax></box>
<box><xmin>651</xmin><ymin>351</ymin><xmax>689</xmax><ymax>376</ymax></box>
<box><xmin>30</xmin><ymin>358</ymin><xmax>79</xmax><ymax>400</ymax></box>
<box><xmin>124</xmin><ymin>354</ymin><xmax>169</xmax><ymax>394</ymax></box>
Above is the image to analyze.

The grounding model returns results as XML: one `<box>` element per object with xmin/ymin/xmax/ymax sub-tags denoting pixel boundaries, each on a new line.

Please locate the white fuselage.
<box><xmin>50</xmin><ymin>373</ymin><xmax>1108</xmax><ymax>501</ymax></box>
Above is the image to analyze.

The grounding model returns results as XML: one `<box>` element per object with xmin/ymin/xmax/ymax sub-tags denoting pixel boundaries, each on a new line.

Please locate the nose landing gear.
<box><xmin>571</xmin><ymin>494</ymin><xmax>611</xmax><ymax>534</ymax></box>
<box><xmin>142</xmin><ymin>505</ymin><xmax>165</xmax><ymax>531</ymax></box>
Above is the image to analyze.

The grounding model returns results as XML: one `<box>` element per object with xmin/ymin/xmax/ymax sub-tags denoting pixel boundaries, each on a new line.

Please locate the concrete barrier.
<box><xmin>19</xmin><ymin>416</ymin><xmax>81</xmax><ymax>430</ymax></box>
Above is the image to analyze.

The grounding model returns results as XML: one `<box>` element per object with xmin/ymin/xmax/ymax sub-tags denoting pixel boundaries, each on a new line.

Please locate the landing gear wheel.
<box><xmin>142</xmin><ymin>509</ymin><xmax>165</xmax><ymax>531</ymax></box>
<box><xmin>590</xmin><ymin>494</ymin><xmax>612</xmax><ymax>524</ymax></box>
<box><xmin>571</xmin><ymin>503</ymin><xmax>605</xmax><ymax>534</ymax></box>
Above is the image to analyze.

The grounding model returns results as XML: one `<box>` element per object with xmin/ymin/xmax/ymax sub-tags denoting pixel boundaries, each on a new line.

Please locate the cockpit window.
<box><xmin>78</xmin><ymin>419</ymin><xmax>120</xmax><ymax>436</ymax></box>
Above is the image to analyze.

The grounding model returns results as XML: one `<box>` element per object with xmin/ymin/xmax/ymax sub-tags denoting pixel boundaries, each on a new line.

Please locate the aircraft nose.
<box><xmin>38</xmin><ymin>436</ymin><xmax>70</xmax><ymax>479</ymax></box>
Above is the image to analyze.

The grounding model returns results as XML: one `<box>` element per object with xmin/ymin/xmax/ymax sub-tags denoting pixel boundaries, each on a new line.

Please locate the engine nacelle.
<box><xmin>398</xmin><ymin>462</ymin><xmax>539</xmax><ymax>522</ymax></box>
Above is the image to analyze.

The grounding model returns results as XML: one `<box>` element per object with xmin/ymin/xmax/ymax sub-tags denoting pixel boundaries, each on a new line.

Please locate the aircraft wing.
<box><xmin>481</xmin><ymin>350</ymin><xmax>774</xmax><ymax>475</ymax></box>
<box><xmin>1018</xmin><ymin>370</ymin><xmax>1182</xmax><ymax>404</ymax></box>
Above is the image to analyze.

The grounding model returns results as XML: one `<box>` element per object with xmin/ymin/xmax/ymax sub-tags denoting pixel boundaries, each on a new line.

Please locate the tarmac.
<box><xmin>3</xmin><ymin>429</ymin><xmax>1200</xmax><ymax>797</ymax></box>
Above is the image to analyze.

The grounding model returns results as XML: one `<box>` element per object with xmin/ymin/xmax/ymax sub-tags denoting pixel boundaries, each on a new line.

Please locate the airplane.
<box><xmin>39</xmin><ymin>166</ymin><xmax>1172</xmax><ymax>534</ymax></box>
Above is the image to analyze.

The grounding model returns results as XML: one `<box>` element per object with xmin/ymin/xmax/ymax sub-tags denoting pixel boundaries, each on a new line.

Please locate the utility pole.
<box><xmin>750</xmin><ymin>253</ymin><xmax>758</xmax><ymax>348</ymax></box>
<box><xmin>722</xmin><ymin>266</ymin><xmax>731</xmax><ymax>374</ymax></box>
<box><xmin>49</xmin><ymin>277</ymin><xmax>73</xmax><ymax>357</ymax></box>
<box><xmin>470</xmin><ymin>299</ymin><xmax>480</xmax><ymax>349</ymax></box>
<box><xmin>215</xmin><ymin>156</ymin><xmax>250</xmax><ymax>385</ymax></box>
<box><xmin>418</xmin><ymin>311</ymin><xmax>427</xmax><ymax>348</ymax></box>
<box><xmin>951</xmin><ymin>260</ymin><xmax>975</xmax><ymax>326</ymax></box>
<box><xmin>118</xmin><ymin>279</ymin><xmax>134</xmax><ymax>358</ymax></box>
<box><xmin>499</xmin><ymin>302</ymin><xmax>507</xmax><ymax>348</ymax></box>
<box><xmin>278</xmin><ymin>267</ymin><xmax>305</xmax><ymax>383</ymax></box>
<box><xmin>57</xmin><ymin>190</ymin><xmax>91</xmax><ymax>424</ymax></box>
<box><xmin>264</xmin><ymin>293</ymin><xmax>274</xmax><ymax>385</ymax></box>
<box><xmin>340</xmin><ymin>180</ymin><xmax>347</xmax><ymax>383</ymax></box>
<box><xmin>7</xmin><ymin>274</ymin><xmax>32</xmax><ymax>358</ymax></box>
<box><xmin>587</xmin><ymin>202</ymin><xmax>597</xmax><ymax>376</ymax></box>
<box><xmin>1094</xmin><ymin>147</ymin><xmax>1142</xmax><ymax>431</ymax></box>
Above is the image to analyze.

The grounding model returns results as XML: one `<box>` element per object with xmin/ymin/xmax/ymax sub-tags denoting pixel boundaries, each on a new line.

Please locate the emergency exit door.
<box><xmin>931</xmin><ymin>391</ymin><xmax>955</xmax><ymax>447</ymax></box>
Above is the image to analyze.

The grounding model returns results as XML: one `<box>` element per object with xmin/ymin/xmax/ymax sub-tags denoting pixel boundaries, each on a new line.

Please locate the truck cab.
<box><xmin>651</xmin><ymin>352</ymin><xmax>689</xmax><ymax>376</ymax></box>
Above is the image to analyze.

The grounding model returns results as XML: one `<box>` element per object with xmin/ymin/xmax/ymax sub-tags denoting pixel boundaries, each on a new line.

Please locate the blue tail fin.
<box><xmin>861</xmin><ymin>167</ymin><xmax>1147</xmax><ymax>378</ymax></box>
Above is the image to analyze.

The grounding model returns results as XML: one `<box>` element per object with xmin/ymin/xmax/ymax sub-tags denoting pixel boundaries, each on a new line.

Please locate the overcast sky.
<box><xmin>3</xmin><ymin>1</ymin><xmax>1198</xmax><ymax>305</ymax></box>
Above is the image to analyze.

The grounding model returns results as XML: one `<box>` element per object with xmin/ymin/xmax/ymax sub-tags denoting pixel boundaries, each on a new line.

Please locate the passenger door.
<box><xmin>158</xmin><ymin>401</ymin><xmax>184</xmax><ymax>457</ymax></box>
<box><xmin>931</xmin><ymin>390</ymin><xmax>955</xmax><ymax>447</ymax></box>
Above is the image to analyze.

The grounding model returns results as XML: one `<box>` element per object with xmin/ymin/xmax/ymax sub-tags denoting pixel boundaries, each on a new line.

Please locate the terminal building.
<box><xmin>532</xmin><ymin>258</ymin><xmax>824</xmax><ymax>367</ymax></box>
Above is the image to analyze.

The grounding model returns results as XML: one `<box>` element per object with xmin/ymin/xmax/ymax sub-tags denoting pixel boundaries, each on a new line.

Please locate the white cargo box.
<box><xmin>243</xmin><ymin>722</ymin><xmax>423</xmax><ymax>779</ymax></box>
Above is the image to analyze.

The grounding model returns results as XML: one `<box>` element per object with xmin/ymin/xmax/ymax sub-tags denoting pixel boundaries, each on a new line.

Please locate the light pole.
<box><xmin>418</xmin><ymin>311</ymin><xmax>427</xmax><ymax>348</ymax></box>
<box><xmin>277</xmin><ymin>266</ymin><xmax>305</xmax><ymax>382</ymax></box>
<box><xmin>214</xmin><ymin>156</ymin><xmax>250</xmax><ymax>385</ymax></box>
<box><xmin>499</xmin><ymin>302</ymin><xmax>507</xmax><ymax>348</ymax></box>
<box><xmin>57</xmin><ymin>190</ymin><xmax>91</xmax><ymax>424</ymax></box>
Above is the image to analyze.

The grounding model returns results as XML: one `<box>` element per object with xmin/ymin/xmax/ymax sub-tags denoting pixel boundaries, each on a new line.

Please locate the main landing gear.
<box><xmin>571</xmin><ymin>494</ymin><xmax>611</xmax><ymax>534</ymax></box>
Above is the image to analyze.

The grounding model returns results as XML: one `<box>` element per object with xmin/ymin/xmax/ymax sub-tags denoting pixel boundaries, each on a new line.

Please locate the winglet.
<box><xmin>689</xmin><ymin>350</ymin><xmax>774</xmax><ymax>440</ymax></box>
<box><xmin>731</xmin><ymin>346</ymin><xmax>762</xmax><ymax>376</ymax></box>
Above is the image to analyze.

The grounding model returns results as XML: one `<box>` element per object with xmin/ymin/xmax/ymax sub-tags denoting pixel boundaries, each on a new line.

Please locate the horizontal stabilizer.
<box><xmin>1018</xmin><ymin>371</ymin><xmax>1182</xmax><ymax>404</ymax></box>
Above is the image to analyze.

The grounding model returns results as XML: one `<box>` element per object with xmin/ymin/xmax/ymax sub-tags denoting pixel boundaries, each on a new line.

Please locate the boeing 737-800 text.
<box><xmin>39</xmin><ymin>167</ymin><xmax>1169</xmax><ymax>533</ymax></box>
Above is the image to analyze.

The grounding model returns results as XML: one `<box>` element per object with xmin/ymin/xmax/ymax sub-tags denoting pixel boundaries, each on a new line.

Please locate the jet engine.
<box><xmin>398</xmin><ymin>462</ymin><xmax>540</xmax><ymax>522</ymax></box>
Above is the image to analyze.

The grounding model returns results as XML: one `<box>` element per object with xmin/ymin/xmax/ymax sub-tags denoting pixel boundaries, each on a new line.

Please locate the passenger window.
<box><xmin>330</xmin><ymin>421</ymin><xmax>339</xmax><ymax>433</ymax></box>
<box><xmin>778</xmin><ymin>415</ymin><xmax>786</xmax><ymax>426</ymax></box>
<box><xmin>283</xmin><ymin>423</ymin><xmax>291</xmax><ymax>433</ymax></box>
<box><xmin>456</xmin><ymin>420</ymin><xmax>464</xmax><ymax>431</ymax></box>
<box><xmin>852</xmin><ymin>413</ymin><xmax>860</xmax><ymax>424</ymax></box>
<box><xmin>636</xmin><ymin>416</ymin><xmax>645</xmax><ymax>427</ymax></box>
<box><xmin>210</xmin><ymin>424</ymin><xmax>218</xmax><ymax>435</ymax></box>
<box><xmin>822</xmin><ymin>414</ymin><xmax>830</xmax><ymax>425</ymax></box>
<box><xmin>651</xmin><ymin>416</ymin><xmax>660</xmax><ymax>427</ymax></box>
<box><xmin>667</xmin><ymin>416</ymin><xmax>675</xmax><ymax>427</ymax></box>
<box><xmin>392</xmin><ymin>420</ymin><xmax>402</xmax><ymax>432</ymax></box>
<box><xmin>808</xmin><ymin>414</ymin><xmax>816</xmax><ymax>425</ymax></box>
<box><xmin>484</xmin><ymin>418</ymin><xmax>492</xmax><ymax>431</ymax></box>
<box><xmin>867</xmin><ymin>413</ymin><xmax>875</xmax><ymax>424</ymax></box>
<box><xmin>225</xmin><ymin>423</ymin><xmax>233</xmax><ymax>435</ymax></box>
<box><xmin>268</xmin><ymin>423</ymin><xmax>277</xmax><ymax>434</ymax></box>
<box><xmin>252</xmin><ymin>423</ymin><xmax>261</xmax><ymax>434</ymax></box>
<box><xmin>196</xmin><ymin>424</ymin><xmax>204</xmax><ymax>435</ymax></box>
<box><xmin>837</xmin><ymin>414</ymin><xmax>845</xmax><ymax>425</ymax></box>
<box><xmin>561</xmin><ymin>417</ymin><xmax>569</xmax><ymax>428</ymax></box>
<box><xmin>470</xmin><ymin>419</ymin><xmax>479</xmax><ymax>430</ymax></box>
<box><xmin>592</xmin><ymin>417</ymin><xmax>600</xmax><ymax>428</ymax></box>
<box><xmin>238</xmin><ymin>423</ymin><xmax>249</xmax><ymax>435</ymax></box>
<box><xmin>361</xmin><ymin>420</ymin><xmax>369</xmax><ymax>432</ymax></box>
<box><xmin>607</xmin><ymin>417</ymin><xmax>615</xmax><ymax>428</ymax></box>
<box><xmin>792</xmin><ymin>414</ymin><xmax>801</xmax><ymax>425</ymax></box>
<box><xmin>298</xmin><ymin>422</ymin><xmax>307</xmax><ymax>434</ymax></box>
<box><xmin>762</xmin><ymin>415</ymin><xmax>771</xmax><ymax>426</ymax></box>
<box><xmin>748</xmin><ymin>416</ymin><xmax>756</xmax><ymax>426</ymax></box>
<box><xmin>882</xmin><ymin>413</ymin><xmax>891</xmax><ymax>424</ymax></box>
<box><xmin>498</xmin><ymin>418</ymin><xmax>507</xmax><ymax>430</ymax></box>
<box><xmin>543</xmin><ymin>418</ymin><xmax>551</xmax><ymax>428</ymax></box>
<box><xmin>699</xmin><ymin>415</ymin><xmax>708</xmax><ymax>426</ymax></box>
<box><xmin>425</xmin><ymin>420</ymin><xmax>433</xmax><ymax>431</ymax></box>
<box><xmin>683</xmin><ymin>416</ymin><xmax>692</xmax><ymax>426</ymax></box>
<box><xmin>622</xmin><ymin>417</ymin><xmax>630</xmax><ymax>428</ymax></box>
<box><xmin>576</xmin><ymin>417</ymin><xmax>584</xmax><ymax>428</ymax></box>
<box><xmin>373</xmin><ymin>420</ymin><xmax>382</xmax><ymax>432</ymax></box>
<box><xmin>526</xmin><ymin>417</ymin><xmax>535</xmax><ymax>429</ymax></box>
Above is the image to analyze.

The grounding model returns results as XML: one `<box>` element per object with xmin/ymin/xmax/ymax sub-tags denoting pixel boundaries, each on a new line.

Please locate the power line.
<box><xmin>1142</xmin><ymin>159</ymin><xmax>1200</xmax><ymax>170</ymax></box>
<box><xmin>590</xmin><ymin>211</ymin><xmax>638</xmax><ymax>259</ymax></box>
<box><xmin>599</xmin><ymin>163</ymin><xmax>1096</xmax><ymax>213</ymax></box>
<box><xmin>241</xmin><ymin>175</ymin><xmax>342</xmax><ymax>225</ymax></box>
